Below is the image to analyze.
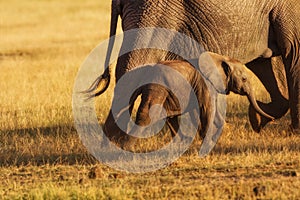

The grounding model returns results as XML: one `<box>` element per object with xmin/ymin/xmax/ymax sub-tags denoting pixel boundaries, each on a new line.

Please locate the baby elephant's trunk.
<box><xmin>246</xmin><ymin>90</ymin><xmax>275</xmax><ymax>121</ymax></box>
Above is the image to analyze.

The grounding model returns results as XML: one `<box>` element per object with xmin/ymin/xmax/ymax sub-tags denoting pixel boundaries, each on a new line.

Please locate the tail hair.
<box><xmin>81</xmin><ymin>67</ymin><xmax>111</xmax><ymax>99</ymax></box>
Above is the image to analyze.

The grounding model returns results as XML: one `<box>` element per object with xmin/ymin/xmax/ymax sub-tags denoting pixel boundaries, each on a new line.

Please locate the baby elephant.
<box><xmin>124</xmin><ymin>52</ymin><xmax>274</xmax><ymax>148</ymax></box>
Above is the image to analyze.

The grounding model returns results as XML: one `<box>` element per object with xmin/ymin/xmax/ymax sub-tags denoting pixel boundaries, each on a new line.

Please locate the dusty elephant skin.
<box><xmin>88</xmin><ymin>0</ymin><xmax>300</xmax><ymax>136</ymax></box>
<box><xmin>122</xmin><ymin>52</ymin><xmax>274</xmax><ymax>149</ymax></box>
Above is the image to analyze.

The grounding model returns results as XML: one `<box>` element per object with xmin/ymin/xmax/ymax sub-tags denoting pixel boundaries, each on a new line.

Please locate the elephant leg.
<box><xmin>166</xmin><ymin>116</ymin><xmax>199</xmax><ymax>147</ymax></box>
<box><xmin>103</xmin><ymin>110</ymin><xmax>137</xmax><ymax>149</ymax></box>
<box><xmin>284</xmin><ymin>58</ymin><xmax>300</xmax><ymax>134</ymax></box>
<box><xmin>246</xmin><ymin>57</ymin><xmax>289</xmax><ymax>132</ymax></box>
<box><xmin>270</xmin><ymin>6</ymin><xmax>300</xmax><ymax>133</ymax></box>
<box><xmin>103</xmin><ymin>110</ymin><xmax>125</xmax><ymax>142</ymax></box>
<box><xmin>166</xmin><ymin>117</ymin><xmax>180</xmax><ymax>138</ymax></box>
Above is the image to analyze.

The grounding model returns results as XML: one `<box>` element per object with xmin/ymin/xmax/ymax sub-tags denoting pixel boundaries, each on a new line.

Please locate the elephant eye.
<box><xmin>242</xmin><ymin>77</ymin><xmax>247</xmax><ymax>82</ymax></box>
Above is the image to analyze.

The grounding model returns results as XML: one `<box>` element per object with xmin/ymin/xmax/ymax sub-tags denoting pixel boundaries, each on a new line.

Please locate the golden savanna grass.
<box><xmin>0</xmin><ymin>0</ymin><xmax>299</xmax><ymax>199</ymax></box>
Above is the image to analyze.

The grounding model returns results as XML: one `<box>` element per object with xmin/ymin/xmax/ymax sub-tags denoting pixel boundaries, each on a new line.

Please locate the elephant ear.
<box><xmin>198</xmin><ymin>52</ymin><xmax>231</xmax><ymax>94</ymax></box>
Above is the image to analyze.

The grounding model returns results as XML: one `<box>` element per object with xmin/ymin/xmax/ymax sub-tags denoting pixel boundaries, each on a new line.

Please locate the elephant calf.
<box><xmin>126</xmin><ymin>52</ymin><xmax>274</xmax><ymax>143</ymax></box>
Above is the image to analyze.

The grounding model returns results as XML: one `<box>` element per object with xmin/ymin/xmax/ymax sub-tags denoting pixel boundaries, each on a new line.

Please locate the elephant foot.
<box><xmin>105</xmin><ymin>134</ymin><xmax>141</xmax><ymax>152</ymax></box>
<box><xmin>120</xmin><ymin>136</ymin><xmax>139</xmax><ymax>152</ymax></box>
<box><xmin>289</xmin><ymin>125</ymin><xmax>300</xmax><ymax>135</ymax></box>
<box><xmin>248</xmin><ymin>102</ymin><xmax>272</xmax><ymax>133</ymax></box>
<box><xmin>290</xmin><ymin>113</ymin><xmax>300</xmax><ymax>134</ymax></box>
<box><xmin>248</xmin><ymin>99</ymin><xmax>289</xmax><ymax>133</ymax></box>
<box><xmin>103</xmin><ymin>125</ymin><xmax>134</xmax><ymax>150</ymax></box>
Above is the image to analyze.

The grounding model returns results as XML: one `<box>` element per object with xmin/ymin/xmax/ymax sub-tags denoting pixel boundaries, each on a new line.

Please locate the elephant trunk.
<box><xmin>246</xmin><ymin>89</ymin><xmax>275</xmax><ymax>121</ymax></box>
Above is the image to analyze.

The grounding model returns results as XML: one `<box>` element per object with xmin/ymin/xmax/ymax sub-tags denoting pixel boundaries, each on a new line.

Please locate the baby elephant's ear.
<box><xmin>198</xmin><ymin>52</ymin><xmax>228</xmax><ymax>94</ymax></box>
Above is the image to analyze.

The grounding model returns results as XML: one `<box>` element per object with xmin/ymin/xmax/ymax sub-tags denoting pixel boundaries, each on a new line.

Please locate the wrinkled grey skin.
<box><xmin>89</xmin><ymin>0</ymin><xmax>300</xmax><ymax>137</ymax></box>
<box><xmin>126</xmin><ymin>52</ymin><xmax>274</xmax><ymax>146</ymax></box>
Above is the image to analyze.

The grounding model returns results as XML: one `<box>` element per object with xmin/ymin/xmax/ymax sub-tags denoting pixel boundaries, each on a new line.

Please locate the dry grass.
<box><xmin>0</xmin><ymin>0</ymin><xmax>299</xmax><ymax>199</ymax></box>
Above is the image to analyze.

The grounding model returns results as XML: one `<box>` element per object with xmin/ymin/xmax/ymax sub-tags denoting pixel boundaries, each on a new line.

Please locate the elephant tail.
<box><xmin>82</xmin><ymin>0</ymin><xmax>121</xmax><ymax>98</ymax></box>
<box><xmin>82</xmin><ymin>67</ymin><xmax>111</xmax><ymax>98</ymax></box>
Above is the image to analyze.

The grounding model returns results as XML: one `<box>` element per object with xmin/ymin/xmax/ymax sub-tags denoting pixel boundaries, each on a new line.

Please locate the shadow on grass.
<box><xmin>0</xmin><ymin>152</ymin><xmax>98</xmax><ymax>167</ymax></box>
<box><xmin>1</xmin><ymin>123</ymin><xmax>299</xmax><ymax>167</ymax></box>
<box><xmin>0</xmin><ymin>124</ymin><xmax>98</xmax><ymax>167</ymax></box>
<box><xmin>211</xmin><ymin>140</ymin><xmax>300</xmax><ymax>156</ymax></box>
<box><xmin>1</xmin><ymin>124</ymin><xmax>77</xmax><ymax>137</ymax></box>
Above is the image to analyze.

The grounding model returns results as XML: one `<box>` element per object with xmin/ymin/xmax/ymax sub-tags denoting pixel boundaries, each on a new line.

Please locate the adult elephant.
<box><xmin>88</xmin><ymin>0</ymin><xmax>300</xmax><ymax>148</ymax></box>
